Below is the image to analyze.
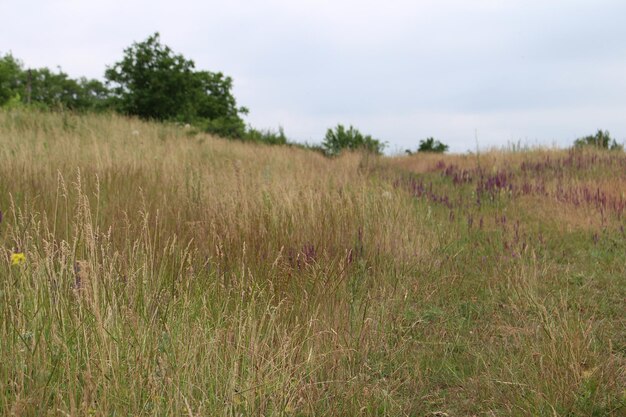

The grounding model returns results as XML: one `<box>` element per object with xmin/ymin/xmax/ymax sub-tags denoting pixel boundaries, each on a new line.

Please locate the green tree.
<box><xmin>105</xmin><ymin>33</ymin><xmax>247</xmax><ymax>138</ymax></box>
<box><xmin>322</xmin><ymin>124</ymin><xmax>385</xmax><ymax>156</ymax></box>
<box><xmin>574</xmin><ymin>129</ymin><xmax>623</xmax><ymax>151</ymax></box>
<box><xmin>417</xmin><ymin>137</ymin><xmax>448</xmax><ymax>153</ymax></box>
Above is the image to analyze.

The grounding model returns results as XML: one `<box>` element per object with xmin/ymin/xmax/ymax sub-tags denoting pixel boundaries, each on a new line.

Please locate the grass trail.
<box><xmin>0</xmin><ymin>110</ymin><xmax>624</xmax><ymax>416</ymax></box>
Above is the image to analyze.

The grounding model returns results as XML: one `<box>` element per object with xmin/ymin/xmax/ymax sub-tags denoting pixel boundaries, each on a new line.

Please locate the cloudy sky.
<box><xmin>2</xmin><ymin>0</ymin><xmax>625</xmax><ymax>152</ymax></box>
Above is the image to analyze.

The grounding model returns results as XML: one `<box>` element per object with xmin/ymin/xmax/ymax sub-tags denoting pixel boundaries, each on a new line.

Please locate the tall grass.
<box><xmin>0</xmin><ymin>110</ymin><xmax>624</xmax><ymax>416</ymax></box>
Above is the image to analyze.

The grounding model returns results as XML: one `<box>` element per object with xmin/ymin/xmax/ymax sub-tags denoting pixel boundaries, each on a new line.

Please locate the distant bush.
<box><xmin>413</xmin><ymin>137</ymin><xmax>449</xmax><ymax>153</ymax></box>
<box><xmin>0</xmin><ymin>54</ymin><xmax>22</xmax><ymax>106</ymax></box>
<box><xmin>322</xmin><ymin>124</ymin><xmax>385</xmax><ymax>156</ymax></box>
<box><xmin>289</xmin><ymin>142</ymin><xmax>327</xmax><ymax>155</ymax></box>
<box><xmin>574</xmin><ymin>129</ymin><xmax>623</xmax><ymax>151</ymax></box>
<box><xmin>199</xmin><ymin>116</ymin><xmax>247</xmax><ymax>139</ymax></box>
<box><xmin>244</xmin><ymin>126</ymin><xmax>288</xmax><ymax>145</ymax></box>
<box><xmin>2</xmin><ymin>93</ymin><xmax>25</xmax><ymax>110</ymax></box>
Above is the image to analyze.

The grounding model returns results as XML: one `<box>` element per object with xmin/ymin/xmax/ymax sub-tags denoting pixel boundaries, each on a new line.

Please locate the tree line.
<box><xmin>5</xmin><ymin>33</ymin><xmax>615</xmax><ymax>154</ymax></box>
<box><xmin>1</xmin><ymin>33</ymin><xmax>248</xmax><ymax>139</ymax></box>
<box><xmin>0</xmin><ymin>33</ymin><xmax>404</xmax><ymax>155</ymax></box>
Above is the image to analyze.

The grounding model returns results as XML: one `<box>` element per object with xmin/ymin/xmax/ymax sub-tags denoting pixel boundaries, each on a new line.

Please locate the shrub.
<box><xmin>416</xmin><ymin>137</ymin><xmax>449</xmax><ymax>153</ymax></box>
<box><xmin>322</xmin><ymin>124</ymin><xmax>385</xmax><ymax>156</ymax></box>
<box><xmin>244</xmin><ymin>126</ymin><xmax>288</xmax><ymax>145</ymax></box>
<box><xmin>574</xmin><ymin>129</ymin><xmax>623</xmax><ymax>151</ymax></box>
<box><xmin>0</xmin><ymin>54</ymin><xmax>22</xmax><ymax>106</ymax></box>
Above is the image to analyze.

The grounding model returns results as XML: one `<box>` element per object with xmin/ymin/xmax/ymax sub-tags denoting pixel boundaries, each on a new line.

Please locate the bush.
<box><xmin>244</xmin><ymin>126</ymin><xmax>288</xmax><ymax>145</ymax></box>
<box><xmin>416</xmin><ymin>137</ymin><xmax>449</xmax><ymax>153</ymax></box>
<box><xmin>0</xmin><ymin>54</ymin><xmax>22</xmax><ymax>106</ymax></box>
<box><xmin>574</xmin><ymin>130</ymin><xmax>623</xmax><ymax>151</ymax></box>
<box><xmin>199</xmin><ymin>116</ymin><xmax>247</xmax><ymax>139</ymax></box>
<box><xmin>322</xmin><ymin>124</ymin><xmax>385</xmax><ymax>156</ymax></box>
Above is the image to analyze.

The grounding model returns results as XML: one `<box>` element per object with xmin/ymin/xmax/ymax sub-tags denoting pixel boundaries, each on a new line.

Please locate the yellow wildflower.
<box><xmin>11</xmin><ymin>252</ymin><xmax>26</xmax><ymax>266</ymax></box>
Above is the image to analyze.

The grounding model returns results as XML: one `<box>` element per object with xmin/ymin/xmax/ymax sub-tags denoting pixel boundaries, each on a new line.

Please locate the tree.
<box><xmin>105</xmin><ymin>33</ymin><xmax>247</xmax><ymax>138</ymax></box>
<box><xmin>574</xmin><ymin>129</ymin><xmax>623</xmax><ymax>151</ymax></box>
<box><xmin>417</xmin><ymin>137</ymin><xmax>448</xmax><ymax>153</ymax></box>
<box><xmin>322</xmin><ymin>124</ymin><xmax>385</xmax><ymax>156</ymax></box>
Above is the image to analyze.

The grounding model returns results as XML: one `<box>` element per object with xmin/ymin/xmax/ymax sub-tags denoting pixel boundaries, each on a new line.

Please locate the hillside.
<box><xmin>0</xmin><ymin>111</ymin><xmax>624</xmax><ymax>416</ymax></box>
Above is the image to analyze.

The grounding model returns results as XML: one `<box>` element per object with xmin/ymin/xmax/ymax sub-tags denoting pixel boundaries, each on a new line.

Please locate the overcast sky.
<box><xmin>2</xmin><ymin>0</ymin><xmax>625</xmax><ymax>152</ymax></box>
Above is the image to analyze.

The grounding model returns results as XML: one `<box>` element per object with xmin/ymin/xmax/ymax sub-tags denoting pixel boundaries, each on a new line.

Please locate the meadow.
<box><xmin>0</xmin><ymin>110</ymin><xmax>624</xmax><ymax>416</ymax></box>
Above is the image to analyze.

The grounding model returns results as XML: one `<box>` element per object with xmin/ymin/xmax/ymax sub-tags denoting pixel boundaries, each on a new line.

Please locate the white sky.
<box><xmin>2</xmin><ymin>0</ymin><xmax>626</xmax><ymax>152</ymax></box>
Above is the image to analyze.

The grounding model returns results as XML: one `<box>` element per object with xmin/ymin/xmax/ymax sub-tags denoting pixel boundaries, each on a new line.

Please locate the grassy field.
<box><xmin>0</xmin><ymin>110</ymin><xmax>624</xmax><ymax>416</ymax></box>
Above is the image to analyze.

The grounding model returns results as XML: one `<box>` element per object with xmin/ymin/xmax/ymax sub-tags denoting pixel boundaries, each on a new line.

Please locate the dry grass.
<box><xmin>0</xmin><ymin>110</ymin><xmax>624</xmax><ymax>416</ymax></box>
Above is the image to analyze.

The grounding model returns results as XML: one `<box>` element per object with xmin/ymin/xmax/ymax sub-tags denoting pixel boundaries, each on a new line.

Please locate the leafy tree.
<box><xmin>574</xmin><ymin>129</ymin><xmax>623</xmax><ymax>151</ymax></box>
<box><xmin>322</xmin><ymin>124</ymin><xmax>384</xmax><ymax>156</ymax></box>
<box><xmin>105</xmin><ymin>33</ymin><xmax>247</xmax><ymax>138</ymax></box>
<box><xmin>417</xmin><ymin>137</ymin><xmax>448</xmax><ymax>153</ymax></box>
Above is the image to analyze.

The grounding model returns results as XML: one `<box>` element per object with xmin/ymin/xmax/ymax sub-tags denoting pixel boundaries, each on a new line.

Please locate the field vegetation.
<box><xmin>0</xmin><ymin>110</ymin><xmax>624</xmax><ymax>416</ymax></box>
